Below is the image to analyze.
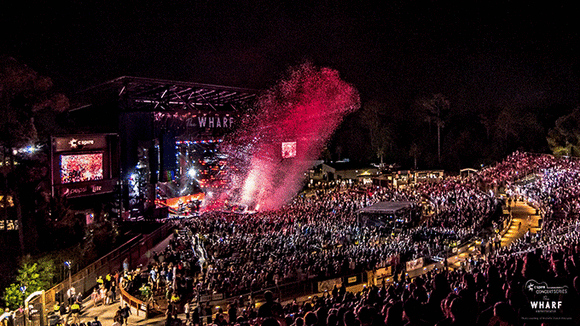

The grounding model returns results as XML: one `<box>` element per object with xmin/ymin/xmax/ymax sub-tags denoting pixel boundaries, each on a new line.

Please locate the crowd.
<box><xmin>111</xmin><ymin>151</ymin><xmax>580</xmax><ymax>326</ymax></box>
<box><xmin>208</xmin><ymin>235</ymin><xmax>580</xmax><ymax>326</ymax></box>
<box><xmin>117</xmin><ymin>165</ymin><xmax>499</xmax><ymax>306</ymax></box>
<box><xmin>189</xmin><ymin>164</ymin><xmax>511</xmax><ymax>299</ymax></box>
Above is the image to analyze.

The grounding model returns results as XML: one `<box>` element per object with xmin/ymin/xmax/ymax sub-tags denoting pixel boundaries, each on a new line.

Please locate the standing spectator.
<box><xmin>227</xmin><ymin>303</ymin><xmax>237</xmax><ymax>324</ymax></box>
<box><xmin>258</xmin><ymin>291</ymin><xmax>275</xmax><ymax>318</ymax></box>
<box><xmin>114</xmin><ymin>306</ymin><xmax>124</xmax><ymax>325</ymax></box>
<box><xmin>69</xmin><ymin>301</ymin><xmax>81</xmax><ymax>325</ymax></box>
<box><xmin>90</xmin><ymin>289</ymin><xmax>100</xmax><ymax>307</ymax></box>
<box><xmin>191</xmin><ymin>305</ymin><xmax>200</xmax><ymax>326</ymax></box>
<box><xmin>121</xmin><ymin>303</ymin><xmax>131</xmax><ymax>326</ymax></box>
<box><xmin>67</xmin><ymin>287</ymin><xmax>76</xmax><ymax>306</ymax></box>
<box><xmin>106</xmin><ymin>287</ymin><xmax>114</xmax><ymax>305</ymax></box>
<box><xmin>59</xmin><ymin>302</ymin><xmax>67</xmax><ymax>317</ymax></box>
<box><xmin>184</xmin><ymin>301</ymin><xmax>191</xmax><ymax>322</ymax></box>
<box><xmin>53</xmin><ymin>302</ymin><xmax>61</xmax><ymax>317</ymax></box>
<box><xmin>170</xmin><ymin>292</ymin><xmax>181</xmax><ymax>316</ymax></box>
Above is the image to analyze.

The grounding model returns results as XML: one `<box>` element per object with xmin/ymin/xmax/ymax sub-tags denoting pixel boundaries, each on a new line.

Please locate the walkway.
<box><xmin>501</xmin><ymin>200</ymin><xmax>541</xmax><ymax>247</ymax></box>
<box><xmin>76</xmin><ymin>232</ymin><xmax>182</xmax><ymax>326</ymax></box>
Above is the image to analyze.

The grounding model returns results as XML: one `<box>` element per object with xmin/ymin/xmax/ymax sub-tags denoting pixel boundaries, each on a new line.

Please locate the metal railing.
<box><xmin>119</xmin><ymin>283</ymin><xmax>149</xmax><ymax>318</ymax></box>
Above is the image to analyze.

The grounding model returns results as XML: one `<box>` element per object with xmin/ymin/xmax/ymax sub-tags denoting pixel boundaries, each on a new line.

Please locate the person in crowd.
<box><xmin>69</xmin><ymin>301</ymin><xmax>81</xmax><ymax>325</ymax></box>
<box><xmin>53</xmin><ymin>301</ymin><xmax>61</xmax><ymax>316</ymax></box>
<box><xmin>91</xmin><ymin>317</ymin><xmax>102</xmax><ymax>326</ymax></box>
<box><xmin>121</xmin><ymin>303</ymin><xmax>131</xmax><ymax>326</ymax></box>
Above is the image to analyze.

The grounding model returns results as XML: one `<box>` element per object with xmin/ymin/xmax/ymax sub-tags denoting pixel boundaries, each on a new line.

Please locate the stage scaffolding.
<box><xmin>70</xmin><ymin>76</ymin><xmax>258</xmax><ymax>218</ymax></box>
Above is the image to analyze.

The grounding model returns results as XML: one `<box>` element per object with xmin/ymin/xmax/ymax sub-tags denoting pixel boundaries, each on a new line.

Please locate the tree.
<box><xmin>3</xmin><ymin>258</ymin><xmax>55</xmax><ymax>310</ymax></box>
<box><xmin>547</xmin><ymin>108</ymin><xmax>580</xmax><ymax>157</ymax></box>
<box><xmin>335</xmin><ymin>145</ymin><xmax>343</xmax><ymax>161</ymax></box>
<box><xmin>493</xmin><ymin>106</ymin><xmax>545</xmax><ymax>158</ymax></box>
<box><xmin>494</xmin><ymin>108</ymin><xmax>520</xmax><ymax>144</ymax></box>
<box><xmin>0</xmin><ymin>56</ymin><xmax>68</xmax><ymax>254</ymax></box>
<box><xmin>360</xmin><ymin>101</ymin><xmax>392</xmax><ymax>164</ymax></box>
<box><xmin>419</xmin><ymin>94</ymin><xmax>449</xmax><ymax>165</ymax></box>
<box><xmin>409</xmin><ymin>142</ymin><xmax>420</xmax><ymax>170</ymax></box>
<box><xmin>479</xmin><ymin>113</ymin><xmax>493</xmax><ymax>141</ymax></box>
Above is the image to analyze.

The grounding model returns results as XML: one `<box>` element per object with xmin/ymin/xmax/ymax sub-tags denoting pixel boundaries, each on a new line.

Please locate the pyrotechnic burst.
<box><xmin>214</xmin><ymin>62</ymin><xmax>360</xmax><ymax>210</ymax></box>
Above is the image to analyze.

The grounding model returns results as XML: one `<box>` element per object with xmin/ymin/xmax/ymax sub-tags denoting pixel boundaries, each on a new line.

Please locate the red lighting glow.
<box><xmin>215</xmin><ymin>62</ymin><xmax>360</xmax><ymax>210</ymax></box>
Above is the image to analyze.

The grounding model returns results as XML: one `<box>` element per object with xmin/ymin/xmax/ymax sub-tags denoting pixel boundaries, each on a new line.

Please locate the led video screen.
<box><xmin>282</xmin><ymin>142</ymin><xmax>297</xmax><ymax>158</ymax></box>
<box><xmin>60</xmin><ymin>153</ymin><xmax>104</xmax><ymax>184</ymax></box>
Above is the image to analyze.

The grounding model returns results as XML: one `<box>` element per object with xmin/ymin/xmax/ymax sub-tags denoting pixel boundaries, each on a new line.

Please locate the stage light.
<box><xmin>188</xmin><ymin>168</ymin><xmax>197</xmax><ymax>178</ymax></box>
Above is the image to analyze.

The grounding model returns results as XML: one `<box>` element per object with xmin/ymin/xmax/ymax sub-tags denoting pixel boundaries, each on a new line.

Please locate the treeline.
<box><xmin>330</xmin><ymin>94</ymin><xmax>578</xmax><ymax>171</ymax></box>
<box><xmin>0</xmin><ymin>56</ymin><xmax>125</xmax><ymax>306</ymax></box>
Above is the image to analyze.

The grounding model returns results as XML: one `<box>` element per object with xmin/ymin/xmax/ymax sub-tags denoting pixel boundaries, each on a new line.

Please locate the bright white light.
<box><xmin>187</xmin><ymin>168</ymin><xmax>196</xmax><ymax>178</ymax></box>
<box><xmin>20</xmin><ymin>145</ymin><xmax>37</xmax><ymax>154</ymax></box>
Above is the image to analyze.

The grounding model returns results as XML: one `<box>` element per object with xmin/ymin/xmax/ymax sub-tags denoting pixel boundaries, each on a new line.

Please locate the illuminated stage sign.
<box><xmin>190</xmin><ymin>115</ymin><xmax>235</xmax><ymax>128</ymax></box>
<box><xmin>282</xmin><ymin>142</ymin><xmax>297</xmax><ymax>158</ymax></box>
<box><xmin>52</xmin><ymin>134</ymin><xmax>119</xmax><ymax>198</ymax></box>
<box><xmin>154</xmin><ymin>112</ymin><xmax>237</xmax><ymax>130</ymax></box>
<box><xmin>58</xmin><ymin>179</ymin><xmax>116</xmax><ymax>198</ymax></box>
<box><xmin>54</xmin><ymin>136</ymin><xmax>107</xmax><ymax>152</ymax></box>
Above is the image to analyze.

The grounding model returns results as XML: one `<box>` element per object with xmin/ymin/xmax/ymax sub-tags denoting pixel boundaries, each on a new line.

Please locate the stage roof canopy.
<box><xmin>72</xmin><ymin>76</ymin><xmax>258</xmax><ymax>112</ymax></box>
<box><xmin>356</xmin><ymin>201</ymin><xmax>415</xmax><ymax>215</ymax></box>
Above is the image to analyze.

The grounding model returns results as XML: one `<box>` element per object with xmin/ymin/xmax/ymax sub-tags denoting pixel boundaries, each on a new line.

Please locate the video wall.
<box><xmin>60</xmin><ymin>153</ymin><xmax>104</xmax><ymax>184</ymax></box>
<box><xmin>282</xmin><ymin>141</ymin><xmax>297</xmax><ymax>158</ymax></box>
<box><xmin>52</xmin><ymin>134</ymin><xmax>119</xmax><ymax>198</ymax></box>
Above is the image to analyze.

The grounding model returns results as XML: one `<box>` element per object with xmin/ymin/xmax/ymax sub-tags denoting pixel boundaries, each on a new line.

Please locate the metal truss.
<box><xmin>73</xmin><ymin>76</ymin><xmax>258</xmax><ymax>112</ymax></box>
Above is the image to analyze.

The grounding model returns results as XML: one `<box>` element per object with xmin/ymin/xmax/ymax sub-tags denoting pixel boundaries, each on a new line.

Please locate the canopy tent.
<box><xmin>356</xmin><ymin>201</ymin><xmax>419</xmax><ymax>228</ymax></box>
<box><xmin>356</xmin><ymin>201</ymin><xmax>415</xmax><ymax>215</ymax></box>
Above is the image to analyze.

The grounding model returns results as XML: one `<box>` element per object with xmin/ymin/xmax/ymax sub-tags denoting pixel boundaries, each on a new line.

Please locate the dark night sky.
<box><xmin>2</xmin><ymin>1</ymin><xmax>580</xmax><ymax>109</ymax></box>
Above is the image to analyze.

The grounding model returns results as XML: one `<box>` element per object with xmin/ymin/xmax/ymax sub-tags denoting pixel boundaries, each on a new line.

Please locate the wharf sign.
<box><xmin>190</xmin><ymin>115</ymin><xmax>235</xmax><ymax>128</ymax></box>
<box><xmin>154</xmin><ymin>112</ymin><xmax>237</xmax><ymax>131</ymax></box>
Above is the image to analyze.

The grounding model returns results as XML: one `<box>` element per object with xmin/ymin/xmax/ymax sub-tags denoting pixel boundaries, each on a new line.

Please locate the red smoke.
<box><xmin>218</xmin><ymin>62</ymin><xmax>360</xmax><ymax>210</ymax></box>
